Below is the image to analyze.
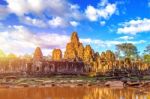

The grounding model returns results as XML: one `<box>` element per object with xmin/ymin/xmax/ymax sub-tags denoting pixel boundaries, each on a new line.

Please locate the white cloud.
<box><xmin>81</xmin><ymin>38</ymin><xmax>120</xmax><ymax>47</ymax></box>
<box><xmin>100</xmin><ymin>21</ymin><xmax>106</xmax><ymax>26</ymax></box>
<box><xmin>3</xmin><ymin>0</ymin><xmax>117</xmax><ymax>28</ymax></box>
<box><xmin>4</xmin><ymin>0</ymin><xmax>83</xmax><ymax>28</ymax></box>
<box><xmin>6</xmin><ymin>0</ymin><xmax>53</xmax><ymax>16</ymax></box>
<box><xmin>23</xmin><ymin>16</ymin><xmax>47</xmax><ymax>28</ymax></box>
<box><xmin>0</xmin><ymin>0</ymin><xmax>83</xmax><ymax>27</ymax></box>
<box><xmin>117</xmin><ymin>18</ymin><xmax>150</xmax><ymax>35</ymax></box>
<box><xmin>6</xmin><ymin>0</ymin><xmax>71</xmax><ymax>16</ymax></box>
<box><xmin>85</xmin><ymin>1</ymin><xmax>117</xmax><ymax>21</ymax></box>
<box><xmin>70</xmin><ymin>4</ymin><xmax>80</xmax><ymax>9</ymax></box>
<box><xmin>23</xmin><ymin>16</ymin><xmax>79</xmax><ymax>28</ymax></box>
<box><xmin>6</xmin><ymin>0</ymin><xmax>81</xmax><ymax>18</ymax></box>
<box><xmin>7</xmin><ymin>0</ymin><xmax>31</xmax><ymax>16</ymax></box>
<box><xmin>48</xmin><ymin>17</ymin><xmax>68</xmax><ymax>28</ymax></box>
<box><xmin>98</xmin><ymin>0</ymin><xmax>108</xmax><ymax>6</ymax></box>
<box><xmin>118</xmin><ymin>36</ymin><xmax>134</xmax><ymax>40</ymax></box>
<box><xmin>70</xmin><ymin>21</ymin><xmax>79</xmax><ymax>27</ymax></box>
<box><xmin>81</xmin><ymin>38</ymin><xmax>146</xmax><ymax>48</ymax></box>
<box><xmin>0</xmin><ymin>25</ymin><xmax>70</xmax><ymax>55</ymax></box>
<box><xmin>0</xmin><ymin>25</ymin><xmax>145</xmax><ymax>55</ymax></box>
<box><xmin>85</xmin><ymin>6</ymin><xmax>98</xmax><ymax>21</ymax></box>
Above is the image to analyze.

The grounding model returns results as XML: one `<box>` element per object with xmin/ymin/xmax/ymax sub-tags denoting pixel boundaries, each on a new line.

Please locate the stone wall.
<box><xmin>0</xmin><ymin>58</ymin><xmax>29</xmax><ymax>74</ymax></box>
<box><xmin>27</xmin><ymin>60</ymin><xmax>90</xmax><ymax>75</ymax></box>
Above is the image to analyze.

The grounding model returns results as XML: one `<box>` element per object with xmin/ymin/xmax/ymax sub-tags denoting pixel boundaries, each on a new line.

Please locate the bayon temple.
<box><xmin>22</xmin><ymin>32</ymin><xmax>150</xmax><ymax>76</ymax></box>
<box><xmin>0</xmin><ymin>32</ymin><xmax>150</xmax><ymax>76</ymax></box>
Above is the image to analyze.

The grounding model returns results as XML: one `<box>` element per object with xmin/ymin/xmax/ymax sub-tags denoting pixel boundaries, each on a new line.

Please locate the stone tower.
<box><xmin>83</xmin><ymin>45</ymin><xmax>94</xmax><ymax>62</ymax></box>
<box><xmin>33</xmin><ymin>47</ymin><xmax>43</xmax><ymax>61</ymax></box>
<box><xmin>52</xmin><ymin>49</ymin><xmax>62</xmax><ymax>61</ymax></box>
<box><xmin>64</xmin><ymin>32</ymin><xmax>84</xmax><ymax>61</ymax></box>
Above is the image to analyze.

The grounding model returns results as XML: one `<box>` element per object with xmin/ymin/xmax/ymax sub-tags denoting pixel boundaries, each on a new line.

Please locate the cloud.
<box><xmin>4</xmin><ymin>0</ymin><xmax>82</xmax><ymax>28</ymax></box>
<box><xmin>117</xmin><ymin>18</ymin><xmax>150</xmax><ymax>35</ymax></box>
<box><xmin>23</xmin><ymin>16</ymin><xmax>79</xmax><ymax>28</ymax></box>
<box><xmin>81</xmin><ymin>38</ymin><xmax>146</xmax><ymax>48</ymax></box>
<box><xmin>22</xmin><ymin>16</ymin><xmax>47</xmax><ymax>28</ymax></box>
<box><xmin>98</xmin><ymin>0</ymin><xmax>108</xmax><ymax>6</ymax></box>
<box><xmin>48</xmin><ymin>17</ymin><xmax>68</xmax><ymax>28</ymax></box>
<box><xmin>85</xmin><ymin>0</ymin><xmax>117</xmax><ymax>21</ymax></box>
<box><xmin>6</xmin><ymin>0</ymin><xmax>50</xmax><ymax>16</ymax></box>
<box><xmin>0</xmin><ymin>25</ymin><xmax>146</xmax><ymax>55</ymax></box>
<box><xmin>2</xmin><ymin>0</ymin><xmax>117</xmax><ymax>28</ymax></box>
<box><xmin>0</xmin><ymin>25</ymin><xmax>70</xmax><ymax>55</ymax></box>
<box><xmin>85</xmin><ymin>6</ymin><xmax>98</xmax><ymax>21</ymax></box>
<box><xmin>118</xmin><ymin>36</ymin><xmax>134</xmax><ymax>40</ymax></box>
<box><xmin>70</xmin><ymin>21</ymin><xmax>79</xmax><ymax>27</ymax></box>
<box><xmin>100</xmin><ymin>21</ymin><xmax>106</xmax><ymax>26</ymax></box>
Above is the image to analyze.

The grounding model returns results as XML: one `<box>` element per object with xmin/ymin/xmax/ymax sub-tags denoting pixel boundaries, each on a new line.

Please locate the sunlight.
<box><xmin>0</xmin><ymin>49</ymin><xmax>5</xmax><ymax>57</ymax></box>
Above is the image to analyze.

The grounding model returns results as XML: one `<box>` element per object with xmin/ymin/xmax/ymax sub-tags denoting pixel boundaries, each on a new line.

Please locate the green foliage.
<box><xmin>116</xmin><ymin>43</ymin><xmax>138</xmax><ymax>59</ymax></box>
<box><xmin>144</xmin><ymin>54</ymin><xmax>150</xmax><ymax>63</ymax></box>
<box><xmin>143</xmin><ymin>44</ymin><xmax>150</xmax><ymax>63</ymax></box>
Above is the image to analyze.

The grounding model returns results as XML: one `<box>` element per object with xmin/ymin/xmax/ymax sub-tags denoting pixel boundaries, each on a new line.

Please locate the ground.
<box><xmin>0</xmin><ymin>75</ymin><xmax>150</xmax><ymax>88</ymax></box>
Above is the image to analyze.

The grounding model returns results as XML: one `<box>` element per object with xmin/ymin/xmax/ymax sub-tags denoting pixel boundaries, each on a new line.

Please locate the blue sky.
<box><xmin>0</xmin><ymin>0</ymin><xmax>150</xmax><ymax>55</ymax></box>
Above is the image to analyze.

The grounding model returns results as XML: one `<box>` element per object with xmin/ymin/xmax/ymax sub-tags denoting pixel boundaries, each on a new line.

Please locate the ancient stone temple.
<box><xmin>52</xmin><ymin>49</ymin><xmax>62</xmax><ymax>61</ymax></box>
<box><xmin>83</xmin><ymin>45</ymin><xmax>94</xmax><ymax>62</ymax></box>
<box><xmin>28</xmin><ymin>61</ymin><xmax>90</xmax><ymax>75</ymax></box>
<box><xmin>31</xmin><ymin>47</ymin><xmax>43</xmax><ymax>73</ymax></box>
<box><xmin>93</xmin><ymin>50</ymin><xmax>116</xmax><ymax>73</ymax></box>
<box><xmin>27</xmin><ymin>45</ymin><xmax>91</xmax><ymax>75</ymax></box>
<box><xmin>26</xmin><ymin>32</ymin><xmax>150</xmax><ymax>76</ymax></box>
<box><xmin>33</xmin><ymin>47</ymin><xmax>43</xmax><ymax>61</ymax></box>
<box><xmin>64</xmin><ymin>32</ymin><xmax>84</xmax><ymax>61</ymax></box>
<box><xmin>105</xmin><ymin>50</ymin><xmax>116</xmax><ymax>70</ymax></box>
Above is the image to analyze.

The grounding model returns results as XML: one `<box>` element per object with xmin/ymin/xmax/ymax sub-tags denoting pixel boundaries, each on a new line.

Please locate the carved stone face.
<box><xmin>52</xmin><ymin>49</ymin><xmax>62</xmax><ymax>61</ymax></box>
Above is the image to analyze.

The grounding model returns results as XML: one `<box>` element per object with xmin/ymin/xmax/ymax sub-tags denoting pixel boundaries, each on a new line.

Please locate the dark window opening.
<box><xmin>36</xmin><ymin>67</ymin><xmax>40</xmax><ymax>72</ymax></box>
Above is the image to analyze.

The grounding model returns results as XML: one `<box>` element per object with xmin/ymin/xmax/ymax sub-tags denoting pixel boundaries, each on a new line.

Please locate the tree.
<box><xmin>143</xmin><ymin>44</ymin><xmax>150</xmax><ymax>63</ymax></box>
<box><xmin>143</xmin><ymin>54</ymin><xmax>150</xmax><ymax>63</ymax></box>
<box><xmin>144</xmin><ymin>44</ymin><xmax>150</xmax><ymax>54</ymax></box>
<box><xmin>116</xmin><ymin>43</ymin><xmax>138</xmax><ymax>59</ymax></box>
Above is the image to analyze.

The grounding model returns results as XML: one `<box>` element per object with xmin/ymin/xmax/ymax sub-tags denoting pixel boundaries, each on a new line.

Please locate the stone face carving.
<box><xmin>95</xmin><ymin>50</ymin><xmax>116</xmax><ymax>73</ymax></box>
<box><xmin>33</xmin><ymin>47</ymin><xmax>43</xmax><ymax>60</ymax></box>
<box><xmin>52</xmin><ymin>49</ymin><xmax>62</xmax><ymax>61</ymax></box>
<box><xmin>77</xmin><ymin>43</ymin><xmax>84</xmax><ymax>60</ymax></box>
<box><xmin>64</xmin><ymin>42</ymin><xmax>77</xmax><ymax>60</ymax></box>
<box><xmin>64</xmin><ymin>32</ymin><xmax>84</xmax><ymax>61</ymax></box>
<box><xmin>83</xmin><ymin>45</ymin><xmax>94</xmax><ymax>62</ymax></box>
